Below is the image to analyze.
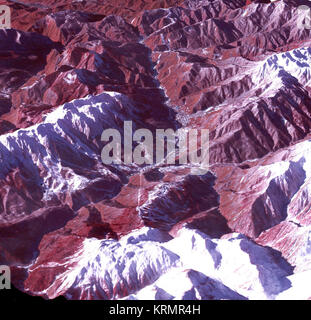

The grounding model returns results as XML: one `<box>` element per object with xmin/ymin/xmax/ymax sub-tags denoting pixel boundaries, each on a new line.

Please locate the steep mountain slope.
<box><xmin>1</xmin><ymin>0</ymin><xmax>311</xmax><ymax>300</ymax></box>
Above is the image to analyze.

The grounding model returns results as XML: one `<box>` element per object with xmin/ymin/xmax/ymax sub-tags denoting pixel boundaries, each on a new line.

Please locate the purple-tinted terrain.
<box><xmin>1</xmin><ymin>0</ymin><xmax>311</xmax><ymax>300</ymax></box>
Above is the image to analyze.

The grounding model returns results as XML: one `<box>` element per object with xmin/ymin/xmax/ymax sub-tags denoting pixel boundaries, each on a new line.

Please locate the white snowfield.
<box><xmin>254</xmin><ymin>47</ymin><xmax>311</xmax><ymax>95</ymax></box>
<box><xmin>33</xmin><ymin>225</ymin><xmax>311</xmax><ymax>300</ymax></box>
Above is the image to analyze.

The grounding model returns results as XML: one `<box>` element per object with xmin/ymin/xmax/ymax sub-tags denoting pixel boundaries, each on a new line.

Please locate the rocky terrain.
<box><xmin>1</xmin><ymin>0</ymin><xmax>311</xmax><ymax>300</ymax></box>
